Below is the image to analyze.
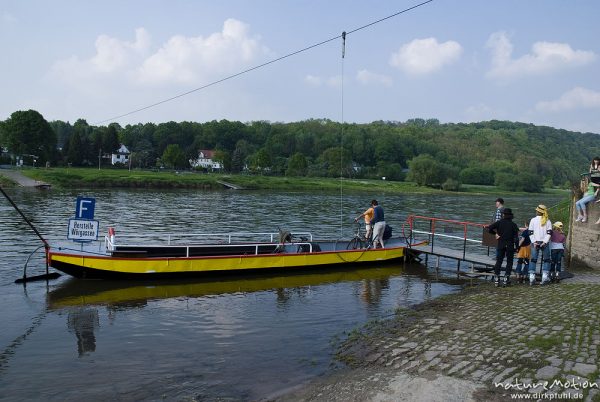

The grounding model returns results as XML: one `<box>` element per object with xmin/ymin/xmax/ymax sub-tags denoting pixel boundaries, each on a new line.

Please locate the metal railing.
<box><xmin>104</xmin><ymin>231</ymin><xmax>314</xmax><ymax>255</ymax></box>
<box><xmin>405</xmin><ymin>215</ymin><xmax>487</xmax><ymax>260</ymax></box>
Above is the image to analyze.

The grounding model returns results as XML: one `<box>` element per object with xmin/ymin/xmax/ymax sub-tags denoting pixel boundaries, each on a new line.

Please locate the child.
<box><xmin>549</xmin><ymin>221</ymin><xmax>566</xmax><ymax>283</ymax></box>
<box><xmin>515</xmin><ymin>220</ymin><xmax>531</xmax><ymax>284</ymax></box>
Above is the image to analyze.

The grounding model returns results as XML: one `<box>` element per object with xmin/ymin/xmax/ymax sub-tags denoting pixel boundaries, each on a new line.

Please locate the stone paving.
<box><xmin>331</xmin><ymin>271</ymin><xmax>600</xmax><ymax>401</ymax></box>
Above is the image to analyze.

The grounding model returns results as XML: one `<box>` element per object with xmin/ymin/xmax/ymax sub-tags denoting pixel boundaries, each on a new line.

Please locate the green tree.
<box><xmin>2</xmin><ymin>110</ymin><xmax>57</xmax><ymax>164</ymax></box>
<box><xmin>103</xmin><ymin>124</ymin><xmax>120</xmax><ymax>153</ymax></box>
<box><xmin>495</xmin><ymin>172</ymin><xmax>543</xmax><ymax>193</ymax></box>
<box><xmin>377</xmin><ymin>162</ymin><xmax>405</xmax><ymax>181</ymax></box>
<box><xmin>213</xmin><ymin>149</ymin><xmax>231</xmax><ymax>172</ymax></box>
<box><xmin>161</xmin><ymin>144</ymin><xmax>187</xmax><ymax>169</ymax></box>
<box><xmin>319</xmin><ymin>147</ymin><xmax>352</xmax><ymax>177</ymax></box>
<box><xmin>67</xmin><ymin>131</ymin><xmax>83</xmax><ymax>166</ymax></box>
<box><xmin>459</xmin><ymin>166</ymin><xmax>496</xmax><ymax>185</ymax></box>
<box><xmin>286</xmin><ymin>152</ymin><xmax>308</xmax><ymax>176</ymax></box>
<box><xmin>407</xmin><ymin>154</ymin><xmax>438</xmax><ymax>186</ymax></box>
<box><xmin>250</xmin><ymin>148</ymin><xmax>272</xmax><ymax>173</ymax></box>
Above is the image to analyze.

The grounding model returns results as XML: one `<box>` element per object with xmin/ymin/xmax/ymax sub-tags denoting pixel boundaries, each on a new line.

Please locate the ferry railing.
<box><xmin>405</xmin><ymin>215</ymin><xmax>487</xmax><ymax>260</ymax></box>
<box><xmin>105</xmin><ymin>231</ymin><xmax>313</xmax><ymax>248</ymax></box>
<box><xmin>104</xmin><ymin>231</ymin><xmax>314</xmax><ymax>254</ymax></box>
<box><xmin>105</xmin><ymin>237</ymin><xmax>314</xmax><ymax>257</ymax></box>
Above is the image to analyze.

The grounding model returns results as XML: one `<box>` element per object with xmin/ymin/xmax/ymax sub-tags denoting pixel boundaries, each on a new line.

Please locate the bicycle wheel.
<box><xmin>347</xmin><ymin>237</ymin><xmax>361</xmax><ymax>250</ymax></box>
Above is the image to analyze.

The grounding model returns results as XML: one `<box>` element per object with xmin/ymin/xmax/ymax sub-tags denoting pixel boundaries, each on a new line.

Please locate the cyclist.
<box><xmin>354</xmin><ymin>201</ymin><xmax>375</xmax><ymax>242</ymax></box>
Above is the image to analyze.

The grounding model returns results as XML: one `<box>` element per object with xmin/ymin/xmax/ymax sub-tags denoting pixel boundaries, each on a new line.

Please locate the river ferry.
<box><xmin>47</xmin><ymin>229</ymin><xmax>414</xmax><ymax>279</ymax></box>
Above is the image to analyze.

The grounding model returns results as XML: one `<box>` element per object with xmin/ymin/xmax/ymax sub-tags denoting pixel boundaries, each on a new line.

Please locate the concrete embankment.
<box><xmin>275</xmin><ymin>271</ymin><xmax>600</xmax><ymax>401</ymax></box>
<box><xmin>569</xmin><ymin>195</ymin><xmax>600</xmax><ymax>270</ymax></box>
<box><xmin>0</xmin><ymin>169</ymin><xmax>50</xmax><ymax>188</ymax></box>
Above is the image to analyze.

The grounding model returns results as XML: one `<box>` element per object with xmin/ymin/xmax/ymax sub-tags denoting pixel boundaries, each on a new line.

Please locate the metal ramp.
<box><xmin>402</xmin><ymin>215</ymin><xmax>530</xmax><ymax>279</ymax></box>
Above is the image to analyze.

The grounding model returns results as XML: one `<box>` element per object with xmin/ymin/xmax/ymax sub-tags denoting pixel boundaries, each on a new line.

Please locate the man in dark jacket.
<box><xmin>487</xmin><ymin>208</ymin><xmax>520</xmax><ymax>287</ymax></box>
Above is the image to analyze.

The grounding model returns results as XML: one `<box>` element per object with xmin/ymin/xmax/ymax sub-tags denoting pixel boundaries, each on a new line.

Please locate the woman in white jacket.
<box><xmin>528</xmin><ymin>204</ymin><xmax>552</xmax><ymax>285</ymax></box>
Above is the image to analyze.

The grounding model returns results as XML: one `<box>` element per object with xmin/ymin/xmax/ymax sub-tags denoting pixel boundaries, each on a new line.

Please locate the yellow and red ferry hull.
<box><xmin>48</xmin><ymin>246</ymin><xmax>406</xmax><ymax>279</ymax></box>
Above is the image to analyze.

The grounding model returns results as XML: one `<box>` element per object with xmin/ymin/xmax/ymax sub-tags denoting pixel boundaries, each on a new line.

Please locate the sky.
<box><xmin>1</xmin><ymin>0</ymin><xmax>599</xmax><ymax>134</ymax></box>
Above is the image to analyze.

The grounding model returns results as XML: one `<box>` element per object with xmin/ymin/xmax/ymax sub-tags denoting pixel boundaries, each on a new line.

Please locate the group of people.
<box><xmin>354</xmin><ymin>200</ymin><xmax>386</xmax><ymax>248</ymax></box>
<box><xmin>487</xmin><ymin>198</ymin><xmax>565</xmax><ymax>287</ymax></box>
<box><xmin>574</xmin><ymin>156</ymin><xmax>600</xmax><ymax>224</ymax></box>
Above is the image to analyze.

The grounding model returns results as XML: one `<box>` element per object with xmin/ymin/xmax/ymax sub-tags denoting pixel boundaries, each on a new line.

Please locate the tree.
<box><xmin>407</xmin><ymin>154</ymin><xmax>438</xmax><ymax>186</ymax></box>
<box><xmin>495</xmin><ymin>172</ymin><xmax>543</xmax><ymax>193</ymax></box>
<box><xmin>319</xmin><ymin>147</ymin><xmax>352</xmax><ymax>177</ymax></box>
<box><xmin>161</xmin><ymin>144</ymin><xmax>187</xmax><ymax>169</ymax></box>
<box><xmin>103</xmin><ymin>124</ymin><xmax>120</xmax><ymax>153</ymax></box>
<box><xmin>67</xmin><ymin>131</ymin><xmax>83</xmax><ymax>166</ymax></box>
<box><xmin>250</xmin><ymin>148</ymin><xmax>272</xmax><ymax>173</ymax></box>
<box><xmin>286</xmin><ymin>152</ymin><xmax>308</xmax><ymax>176</ymax></box>
<box><xmin>459</xmin><ymin>166</ymin><xmax>495</xmax><ymax>185</ymax></box>
<box><xmin>213</xmin><ymin>149</ymin><xmax>231</xmax><ymax>172</ymax></box>
<box><xmin>2</xmin><ymin>110</ymin><xmax>57</xmax><ymax>164</ymax></box>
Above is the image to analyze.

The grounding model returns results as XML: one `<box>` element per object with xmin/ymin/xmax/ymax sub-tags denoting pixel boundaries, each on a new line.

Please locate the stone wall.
<box><xmin>567</xmin><ymin>195</ymin><xmax>600</xmax><ymax>269</ymax></box>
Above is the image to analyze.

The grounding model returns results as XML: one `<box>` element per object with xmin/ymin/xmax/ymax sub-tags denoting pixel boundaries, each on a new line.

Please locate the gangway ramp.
<box><xmin>403</xmin><ymin>215</ymin><xmax>512</xmax><ymax>278</ymax></box>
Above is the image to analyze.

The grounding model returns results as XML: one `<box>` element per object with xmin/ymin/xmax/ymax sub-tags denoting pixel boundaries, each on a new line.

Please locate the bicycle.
<box><xmin>347</xmin><ymin>222</ymin><xmax>373</xmax><ymax>250</ymax></box>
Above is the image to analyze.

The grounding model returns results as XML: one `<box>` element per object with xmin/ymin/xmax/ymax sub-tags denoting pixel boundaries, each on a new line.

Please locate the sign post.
<box><xmin>68</xmin><ymin>197</ymin><xmax>99</xmax><ymax>243</ymax></box>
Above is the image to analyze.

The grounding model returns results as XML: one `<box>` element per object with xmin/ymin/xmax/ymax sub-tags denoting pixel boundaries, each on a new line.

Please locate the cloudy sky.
<box><xmin>1</xmin><ymin>0</ymin><xmax>599</xmax><ymax>133</ymax></box>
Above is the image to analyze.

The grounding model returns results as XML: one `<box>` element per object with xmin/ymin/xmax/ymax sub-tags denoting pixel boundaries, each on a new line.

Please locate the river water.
<box><xmin>0</xmin><ymin>188</ymin><xmax>563</xmax><ymax>401</ymax></box>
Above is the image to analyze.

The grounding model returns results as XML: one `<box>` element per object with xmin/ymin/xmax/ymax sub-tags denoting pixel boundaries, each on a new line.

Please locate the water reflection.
<box><xmin>47</xmin><ymin>265</ymin><xmax>414</xmax><ymax>310</ymax></box>
<box><xmin>67</xmin><ymin>308</ymin><xmax>99</xmax><ymax>356</ymax></box>
<box><xmin>360</xmin><ymin>278</ymin><xmax>389</xmax><ymax>305</ymax></box>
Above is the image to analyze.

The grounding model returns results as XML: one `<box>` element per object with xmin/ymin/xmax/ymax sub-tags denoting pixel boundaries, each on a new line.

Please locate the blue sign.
<box><xmin>75</xmin><ymin>197</ymin><xmax>96</xmax><ymax>220</ymax></box>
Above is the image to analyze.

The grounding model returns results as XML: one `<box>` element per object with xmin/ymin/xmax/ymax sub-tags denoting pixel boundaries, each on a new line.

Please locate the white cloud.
<box><xmin>464</xmin><ymin>103</ymin><xmax>503</xmax><ymax>122</ymax></box>
<box><xmin>356</xmin><ymin>69</ymin><xmax>392</xmax><ymax>86</ymax></box>
<box><xmin>389</xmin><ymin>38</ymin><xmax>462</xmax><ymax>75</ymax></box>
<box><xmin>304</xmin><ymin>75</ymin><xmax>322</xmax><ymax>86</ymax></box>
<box><xmin>50</xmin><ymin>19</ymin><xmax>270</xmax><ymax>89</ymax></box>
<box><xmin>326</xmin><ymin>75</ymin><xmax>342</xmax><ymax>88</ymax></box>
<box><xmin>304</xmin><ymin>74</ymin><xmax>341</xmax><ymax>88</ymax></box>
<box><xmin>1</xmin><ymin>12</ymin><xmax>18</xmax><ymax>25</ymax></box>
<box><xmin>536</xmin><ymin>87</ymin><xmax>600</xmax><ymax>112</ymax></box>
<box><xmin>486</xmin><ymin>31</ymin><xmax>596</xmax><ymax>79</ymax></box>
<box><xmin>137</xmin><ymin>18</ymin><xmax>271</xmax><ymax>85</ymax></box>
<box><xmin>51</xmin><ymin>27</ymin><xmax>151</xmax><ymax>91</ymax></box>
<box><xmin>92</xmin><ymin>28</ymin><xmax>151</xmax><ymax>73</ymax></box>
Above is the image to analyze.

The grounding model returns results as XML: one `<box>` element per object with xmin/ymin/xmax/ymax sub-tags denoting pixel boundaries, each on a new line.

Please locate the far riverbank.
<box><xmin>3</xmin><ymin>167</ymin><xmax>571</xmax><ymax>197</ymax></box>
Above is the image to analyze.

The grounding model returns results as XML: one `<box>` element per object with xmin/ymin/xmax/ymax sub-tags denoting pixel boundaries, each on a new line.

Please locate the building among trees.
<box><xmin>189</xmin><ymin>150</ymin><xmax>222</xmax><ymax>171</ymax></box>
<box><xmin>111</xmin><ymin>144</ymin><xmax>131</xmax><ymax>166</ymax></box>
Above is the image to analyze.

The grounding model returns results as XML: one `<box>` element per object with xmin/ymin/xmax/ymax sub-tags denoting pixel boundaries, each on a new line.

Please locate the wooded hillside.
<box><xmin>2</xmin><ymin>110</ymin><xmax>599</xmax><ymax>192</ymax></box>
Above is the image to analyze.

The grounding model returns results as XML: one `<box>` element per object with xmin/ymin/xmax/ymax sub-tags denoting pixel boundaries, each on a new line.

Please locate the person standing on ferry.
<box><xmin>354</xmin><ymin>202</ymin><xmax>375</xmax><ymax>241</ymax></box>
<box><xmin>370</xmin><ymin>200</ymin><xmax>386</xmax><ymax>249</ymax></box>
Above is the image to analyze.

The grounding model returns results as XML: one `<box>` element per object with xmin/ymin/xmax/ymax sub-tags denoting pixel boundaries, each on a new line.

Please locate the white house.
<box><xmin>189</xmin><ymin>149</ymin><xmax>222</xmax><ymax>170</ymax></box>
<box><xmin>111</xmin><ymin>144</ymin><xmax>130</xmax><ymax>166</ymax></box>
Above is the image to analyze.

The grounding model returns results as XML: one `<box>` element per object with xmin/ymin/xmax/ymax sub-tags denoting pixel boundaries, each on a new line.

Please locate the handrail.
<box><xmin>105</xmin><ymin>236</ymin><xmax>314</xmax><ymax>256</ymax></box>
<box><xmin>406</xmin><ymin>215</ymin><xmax>488</xmax><ymax>260</ymax></box>
<box><xmin>104</xmin><ymin>231</ymin><xmax>313</xmax><ymax>250</ymax></box>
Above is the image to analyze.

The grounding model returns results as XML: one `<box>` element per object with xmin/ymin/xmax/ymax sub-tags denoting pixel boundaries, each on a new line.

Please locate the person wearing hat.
<box><xmin>549</xmin><ymin>221</ymin><xmax>566</xmax><ymax>283</ymax></box>
<box><xmin>487</xmin><ymin>208</ymin><xmax>520</xmax><ymax>287</ymax></box>
<box><xmin>528</xmin><ymin>204</ymin><xmax>553</xmax><ymax>285</ymax></box>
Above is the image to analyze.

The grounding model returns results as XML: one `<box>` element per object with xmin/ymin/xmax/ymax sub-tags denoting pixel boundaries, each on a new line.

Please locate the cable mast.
<box><xmin>339</xmin><ymin>32</ymin><xmax>346</xmax><ymax>239</ymax></box>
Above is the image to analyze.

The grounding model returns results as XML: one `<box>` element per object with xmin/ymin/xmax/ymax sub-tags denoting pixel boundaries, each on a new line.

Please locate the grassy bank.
<box><xmin>0</xmin><ymin>175</ymin><xmax>16</xmax><ymax>187</ymax></box>
<box><xmin>21</xmin><ymin>167</ymin><xmax>571</xmax><ymax>196</ymax></box>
